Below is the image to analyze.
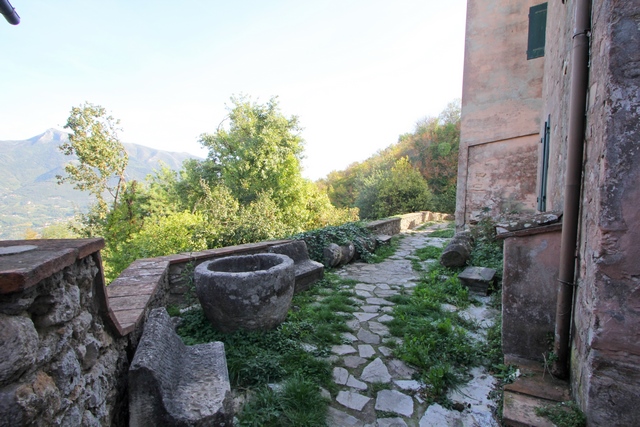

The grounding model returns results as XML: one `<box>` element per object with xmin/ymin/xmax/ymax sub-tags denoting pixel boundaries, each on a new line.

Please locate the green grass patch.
<box><xmin>237</xmin><ymin>374</ymin><xmax>328</xmax><ymax>427</ymax></box>
<box><xmin>429</xmin><ymin>222</ymin><xmax>456</xmax><ymax>239</ymax></box>
<box><xmin>176</xmin><ymin>272</ymin><xmax>356</xmax><ymax>424</ymax></box>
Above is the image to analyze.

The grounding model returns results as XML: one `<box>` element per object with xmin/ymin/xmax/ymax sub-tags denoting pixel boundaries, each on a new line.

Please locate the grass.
<box><xmin>387</xmin><ymin>259</ymin><xmax>479</xmax><ymax>402</ymax></box>
<box><xmin>238</xmin><ymin>374</ymin><xmax>329</xmax><ymax>426</ymax></box>
<box><xmin>535</xmin><ymin>401</ymin><xmax>586</xmax><ymax>427</ymax></box>
<box><xmin>175</xmin><ymin>272</ymin><xmax>356</xmax><ymax>426</ymax></box>
<box><xmin>386</xmin><ymin>218</ymin><xmax>505</xmax><ymax>405</ymax></box>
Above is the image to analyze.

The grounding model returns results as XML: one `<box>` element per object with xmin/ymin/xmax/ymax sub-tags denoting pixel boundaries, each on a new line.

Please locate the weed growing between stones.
<box><xmin>238</xmin><ymin>374</ymin><xmax>329</xmax><ymax>427</ymax></box>
<box><xmin>175</xmin><ymin>272</ymin><xmax>356</xmax><ymax>426</ymax></box>
<box><xmin>535</xmin><ymin>401</ymin><xmax>586</xmax><ymax>427</ymax></box>
<box><xmin>386</xmin><ymin>221</ymin><xmax>505</xmax><ymax>406</ymax></box>
<box><xmin>369</xmin><ymin>235</ymin><xmax>404</xmax><ymax>263</ymax></box>
<box><xmin>427</xmin><ymin>223</ymin><xmax>455</xmax><ymax>238</ymax></box>
<box><xmin>386</xmin><ymin>265</ymin><xmax>478</xmax><ymax>403</ymax></box>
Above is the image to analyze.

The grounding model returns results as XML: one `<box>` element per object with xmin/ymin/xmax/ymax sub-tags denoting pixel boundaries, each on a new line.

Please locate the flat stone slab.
<box><xmin>358</xmin><ymin>344</ymin><xmax>376</xmax><ymax>358</ymax></box>
<box><xmin>360</xmin><ymin>358</ymin><xmax>391</xmax><ymax>383</ymax></box>
<box><xmin>366</xmin><ymin>298</ymin><xmax>395</xmax><ymax>306</ymax></box>
<box><xmin>354</xmin><ymin>312</ymin><xmax>378</xmax><ymax>322</ymax></box>
<box><xmin>344</xmin><ymin>356</ymin><xmax>367</xmax><ymax>368</ymax></box>
<box><xmin>387</xmin><ymin>359</ymin><xmax>416</xmax><ymax>379</ymax></box>
<box><xmin>375</xmin><ymin>389</ymin><xmax>414</xmax><ymax>417</ymax></box>
<box><xmin>357</xmin><ymin>329</ymin><xmax>381</xmax><ymax>344</ymax></box>
<box><xmin>379</xmin><ymin>346</ymin><xmax>393</xmax><ymax>357</ymax></box>
<box><xmin>342</xmin><ymin>332</ymin><xmax>358</xmax><ymax>342</ymax></box>
<box><xmin>378</xmin><ymin>418</ymin><xmax>408</xmax><ymax>427</ymax></box>
<box><xmin>419</xmin><ymin>403</ymin><xmax>461</xmax><ymax>427</ymax></box>
<box><xmin>361</xmin><ymin>305</ymin><xmax>381</xmax><ymax>313</ymax></box>
<box><xmin>336</xmin><ymin>390</ymin><xmax>371</xmax><ymax>411</ymax></box>
<box><xmin>346</xmin><ymin>375</ymin><xmax>368</xmax><ymax>390</ymax></box>
<box><xmin>332</xmin><ymin>344</ymin><xmax>357</xmax><ymax>355</ymax></box>
<box><xmin>327</xmin><ymin>407</ymin><xmax>365</xmax><ymax>427</ymax></box>
<box><xmin>394</xmin><ymin>379</ymin><xmax>422</xmax><ymax>391</ymax></box>
<box><xmin>355</xmin><ymin>283</ymin><xmax>376</xmax><ymax>292</ymax></box>
<box><xmin>368</xmin><ymin>321</ymin><xmax>390</xmax><ymax>336</ymax></box>
<box><xmin>458</xmin><ymin>266</ymin><xmax>496</xmax><ymax>295</ymax></box>
<box><xmin>333</xmin><ymin>367</ymin><xmax>349</xmax><ymax>385</ymax></box>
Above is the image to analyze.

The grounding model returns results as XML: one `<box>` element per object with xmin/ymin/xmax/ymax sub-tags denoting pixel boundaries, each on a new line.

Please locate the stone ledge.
<box><xmin>0</xmin><ymin>238</ymin><xmax>105</xmax><ymax>294</ymax></box>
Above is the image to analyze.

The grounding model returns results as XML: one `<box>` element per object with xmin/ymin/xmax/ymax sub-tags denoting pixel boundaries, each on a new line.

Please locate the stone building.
<box><xmin>456</xmin><ymin>0</ymin><xmax>639</xmax><ymax>425</ymax></box>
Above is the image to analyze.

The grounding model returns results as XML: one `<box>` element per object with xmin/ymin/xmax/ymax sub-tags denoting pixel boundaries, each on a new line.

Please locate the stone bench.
<box><xmin>129</xmin><ymin>308</ymin><xmax>233</xmax><ymax>426</ymax></box>
<box><xmin>268</xmin><ymin>240</ymin><xmax>324</xmax><ymax>293</ymax></box>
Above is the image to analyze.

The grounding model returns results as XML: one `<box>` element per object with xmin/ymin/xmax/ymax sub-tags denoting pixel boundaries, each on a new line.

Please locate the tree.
<box><xmin>198</xmin><ymin>95</ymin><xmax>305</xmax><ymax>212</ymax></box>
<box><xmin>356</xmin><ymin>157</ymin><xmax>433</xmax><ymax>219</ymax></box>
<box><xmin>57</xmin><ymin>102</ymin><xmax>128</xmax><ymax>215</ymax></box>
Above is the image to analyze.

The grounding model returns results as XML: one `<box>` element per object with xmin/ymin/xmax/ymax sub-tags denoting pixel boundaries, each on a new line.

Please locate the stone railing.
<box><xmin>0</xmin><ymin>210</ymin><xmax>452</xmax><ymax>425</ymax></box>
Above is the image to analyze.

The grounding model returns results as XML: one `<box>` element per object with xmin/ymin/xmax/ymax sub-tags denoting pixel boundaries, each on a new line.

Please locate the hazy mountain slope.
<box><xmin>0</xmin><ymin>129</ymin><xmax>199</xmax><ymax>239</ymax></box>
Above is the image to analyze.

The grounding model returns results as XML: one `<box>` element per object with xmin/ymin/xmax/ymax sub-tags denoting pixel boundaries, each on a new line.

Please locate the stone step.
<box><xmin>458</xmin><ymin>266</ymin><xmax>496</xmax><ymax>295</ymax></box>
<box><xmin>502</xmin><ymin>356</ymin><xmax>571</xmax><ymax>427</ymax></box>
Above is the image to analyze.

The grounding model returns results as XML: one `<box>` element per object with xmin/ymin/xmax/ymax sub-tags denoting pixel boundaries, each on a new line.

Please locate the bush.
<box><xmin>356</xmin><ymin>157</ymin><xmax>432</xmax><ymax>220</ymax></box>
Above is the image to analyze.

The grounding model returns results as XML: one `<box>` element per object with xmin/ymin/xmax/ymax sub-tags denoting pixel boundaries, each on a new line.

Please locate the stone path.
<box><xmin>325</xmin><ymin>225</ymin><xmax>500</xmax><ymax>427</ymax></box>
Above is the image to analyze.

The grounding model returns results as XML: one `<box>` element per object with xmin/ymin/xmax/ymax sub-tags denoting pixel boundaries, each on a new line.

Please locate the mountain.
<box><xmin>0</xmin><ymin>129</ymin><xmax>199</xmax><ymax>239</ymax></box>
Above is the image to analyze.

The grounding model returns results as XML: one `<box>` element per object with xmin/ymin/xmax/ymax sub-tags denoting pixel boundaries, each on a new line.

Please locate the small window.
<box><xmin>538</xmin><ymin>115</ymin><xmax>550</xmax><ymax>211</ymax></box>
<box><xmin>527</xmin><ymin>3</ymin><xmax>548</xmax><ymax>59</ymax></box>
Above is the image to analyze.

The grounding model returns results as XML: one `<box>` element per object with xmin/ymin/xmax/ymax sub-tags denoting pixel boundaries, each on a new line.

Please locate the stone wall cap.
<box><xmin>0</xmin><ymin>238</ymin><xmax>105</xmax><ymax>294</ymax></box>
<box><xmin>495</xmin><ymin>211</ymin><xmax>563</xmax><ymax>238</ymax></box>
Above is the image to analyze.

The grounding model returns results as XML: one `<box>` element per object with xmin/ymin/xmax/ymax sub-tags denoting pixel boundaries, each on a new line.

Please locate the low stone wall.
<box><xmin>0</xmin><ymin>239</ymin><xmax>129</xmax><ymax>427</ymax></box>
<box><xmin>366</xmin><ymin>211</ymin><xmax>453</xmax><ymax>236</ymax></box>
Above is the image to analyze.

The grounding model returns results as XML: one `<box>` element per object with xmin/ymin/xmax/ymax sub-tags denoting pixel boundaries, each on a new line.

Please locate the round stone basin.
<box><xmin>194</xmin><ymin>253</ymin><xmax>295</xmax><ymax>333</ymax></box>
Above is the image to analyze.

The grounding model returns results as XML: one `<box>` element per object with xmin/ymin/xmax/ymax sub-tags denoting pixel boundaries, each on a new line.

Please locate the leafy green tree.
<box><xmin>199</xmin><ymin>95</ymin><xmax>305</xmax><ymax>213</ymax></box>
<box><xmin>57</xmin><ymin>102</ymin><xmax>129</xmax><ymax>215</ymax></box>
<box><xmin>356</xmin><ymin>157</ymin><xmax>432</xmax><ymax>219</ymax></box>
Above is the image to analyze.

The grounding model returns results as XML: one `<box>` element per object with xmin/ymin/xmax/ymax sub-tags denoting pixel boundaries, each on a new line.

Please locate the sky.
<box><xmin>0</xmin><ymin>0</ymin><xmax>467</xmax><ymax>180</ymax></box>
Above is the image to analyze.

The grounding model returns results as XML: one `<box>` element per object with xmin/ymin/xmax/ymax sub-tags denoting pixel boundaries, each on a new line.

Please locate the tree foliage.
<box><xmin>356</xmin><ymin>157</ymin><xmax>433</xmax><ymax>219</ymax></box>
<box><xmin>57</xmin><ymin>102</ymin><xmax>129</xmax><ymax>214</ymax></box>
<box><xmin>58</xmin><ymin>97</ymin><xmax>357</xmax><ymax>282</ymax></box>
<box><xmin>322</xmin><ymin>100</ymin><xmax>460</xmax><ymax>215</ymax></box>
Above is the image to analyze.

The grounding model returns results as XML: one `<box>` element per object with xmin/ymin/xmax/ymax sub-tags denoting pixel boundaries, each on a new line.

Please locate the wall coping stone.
<box><xmin>0</xmin><ymin>238</ymin><xmax>105</xmax><ymax>294</ymax></box>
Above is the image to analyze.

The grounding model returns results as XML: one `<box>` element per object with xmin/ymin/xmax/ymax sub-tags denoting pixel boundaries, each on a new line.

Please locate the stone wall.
<box><xmin>568</xmin><ymin>1</ymin><xmax>640</xmax><ymax>425</ymax></box>
<box><xmin>0</xmin><ymin>240</ymin><xmax>129</xmax><ymax>427</ymax></box>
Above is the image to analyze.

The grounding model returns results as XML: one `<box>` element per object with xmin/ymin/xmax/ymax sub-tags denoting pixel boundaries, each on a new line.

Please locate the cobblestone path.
<box><xmin>324</xmin><ymin>225</ymin><xmax>500</xmax><ymax>427</ymax></box>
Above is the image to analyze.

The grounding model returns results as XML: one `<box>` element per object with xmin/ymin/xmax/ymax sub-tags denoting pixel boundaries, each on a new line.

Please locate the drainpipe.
<box><xmin>552</xmin><ymin>0</ymin><xmax>592</xmax><ymax>379</ymax></box>
<box><xmin>0</xmin><ymin>0</ymin><xmax>20</xmax><ymax>25</ymax></box>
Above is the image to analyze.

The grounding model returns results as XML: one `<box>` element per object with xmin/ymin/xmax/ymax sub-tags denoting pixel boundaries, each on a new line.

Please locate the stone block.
<box><xmin>0</xmin><ymin>314</ymin><xmax>38</xmax><ymax>385</ymax></box>
<box><xmin>269</xmin><ymin>240</ymin><xmax>324</xmax><ymax>293</ymax></box>
<box><xmin>129</xmin><ymin>308</ymin><xmax>232</xmax><ymax>426</ymax></box>
<box><xmin>458</xmin><ymin>266</ymin><xmax>496</xmax><ymax>295</ymax></box>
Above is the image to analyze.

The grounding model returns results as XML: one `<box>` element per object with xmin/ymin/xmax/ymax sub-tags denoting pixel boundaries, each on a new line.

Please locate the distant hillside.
<box><xmin>0</xmin><ymin>129</ymin><xmax>199</xmax><ymax>239</ymax></box>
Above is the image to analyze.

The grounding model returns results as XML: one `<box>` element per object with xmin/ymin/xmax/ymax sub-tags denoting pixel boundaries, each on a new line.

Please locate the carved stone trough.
<box><xmin>194</xmin><ymin>253</ymin><xmax>295</xmax><ymax>333</ymax></box>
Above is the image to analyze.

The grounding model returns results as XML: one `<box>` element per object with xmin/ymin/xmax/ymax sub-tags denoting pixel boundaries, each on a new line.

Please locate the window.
<box><xmin>538</xmin><ymin>115</ymin><xmax>550</xmax><ymax>211</ymax></box>
<box><xmin>527</xmin><ymin>3</ymin><xmax>548</xmax><ymax>59</ymax></box>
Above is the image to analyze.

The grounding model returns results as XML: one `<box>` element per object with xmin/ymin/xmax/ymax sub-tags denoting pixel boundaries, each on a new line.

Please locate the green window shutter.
<box><xmin>527</xmin><ymin>3</ymin><xmax>547</xmax><ymax>59</ymax></box>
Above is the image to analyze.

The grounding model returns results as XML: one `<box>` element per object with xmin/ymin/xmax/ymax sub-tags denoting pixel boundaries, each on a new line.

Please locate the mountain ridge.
<box><xmin>0</xmin><ymin>129</ymin><xmax>200</xmax><ymax>239</ymax></box>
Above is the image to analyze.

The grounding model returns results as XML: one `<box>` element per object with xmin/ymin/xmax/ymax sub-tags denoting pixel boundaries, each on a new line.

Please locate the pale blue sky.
<box><xmin>1</xmin><ymin>0</ymin><xmax>466</xmax><ymax>180</ymax></box>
